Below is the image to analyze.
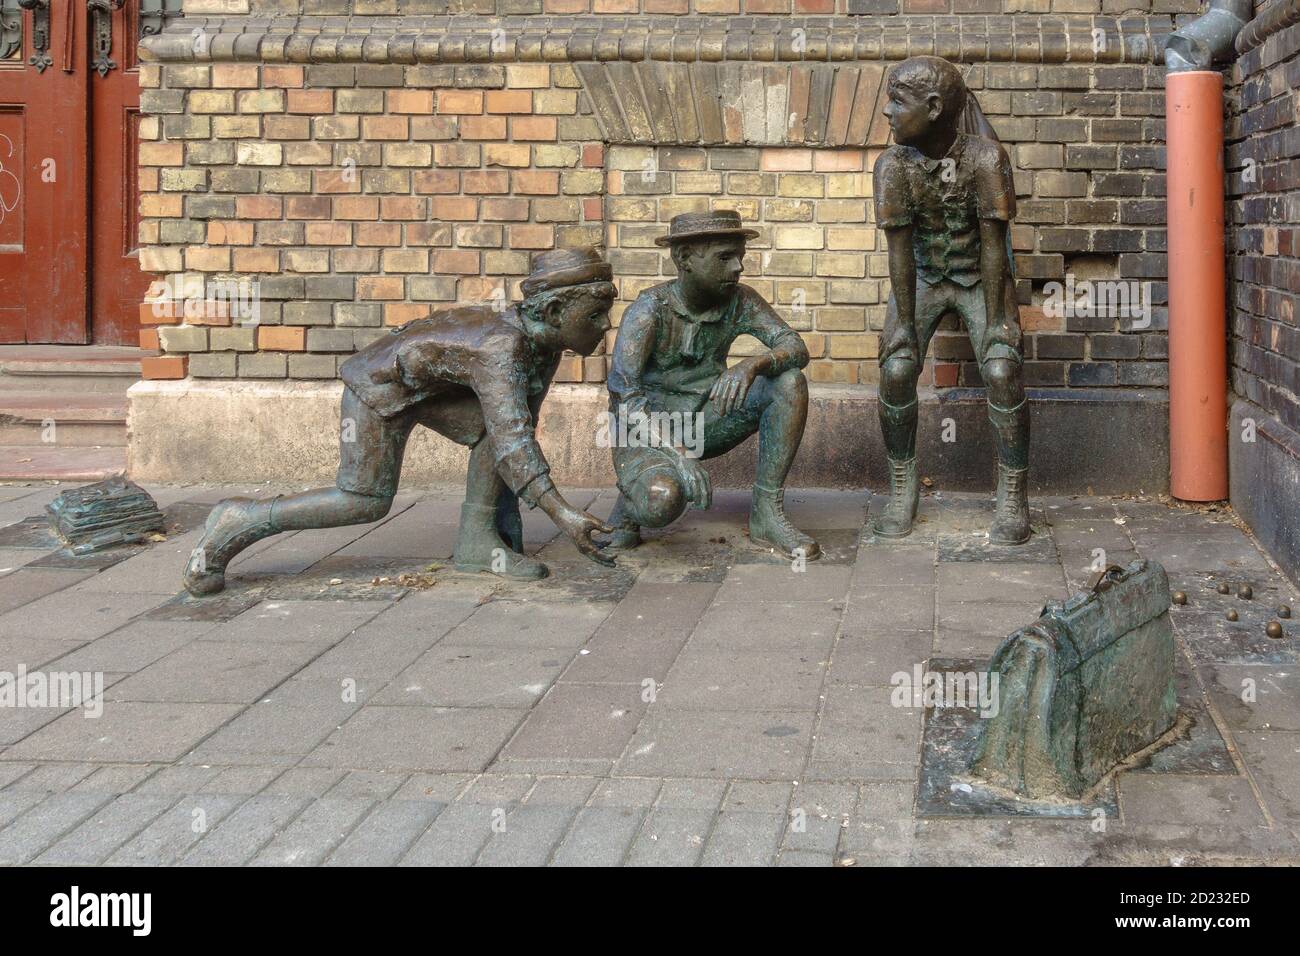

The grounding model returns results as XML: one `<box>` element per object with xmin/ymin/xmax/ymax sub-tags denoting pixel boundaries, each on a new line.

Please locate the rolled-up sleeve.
<box><xmin>738</xmin><ymin>288</ymin><xmax>809</xmax><ymax>375</ymax></box>
<box><xmin>606</xmin><ymin>299</ymin><xmax>657</xmax><ymax>419</ymax></box>
<box><xmin>873</xmin><ymin>149</ymin><xmax>914</xmax><ymax>230</ymax></box>
<box><xmin>976</xmin><ymin>143</ymin><xmax>1017</xmax><ymax>222</ymax></box>
<box><xmin>472</xmin><ymin>351</ymin><xmax>555</xmax><ymax>508</ymax></box>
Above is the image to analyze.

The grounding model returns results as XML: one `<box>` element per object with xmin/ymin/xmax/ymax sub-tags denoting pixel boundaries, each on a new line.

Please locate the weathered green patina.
<box><xmin>182</xmin><ymin>248</ymin><xmax>619</xmax><ymax>597</ymax></box>
<box><xmin>873</xmin><ymin>56</ymin><xmax>1031</xmax><ymax>545</ymax></box>
<box><xmin>968</xmin><ymin>560</ymin><xmax>1178</xmax><ymax>800</ymax></box>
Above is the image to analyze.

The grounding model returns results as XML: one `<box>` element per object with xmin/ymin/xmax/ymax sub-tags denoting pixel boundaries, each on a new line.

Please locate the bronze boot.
<box><xmin>990</xmin><ymin>463</ymin><xmax>1031</xmax><ymax>545</ymax></box>
<box><xmin>183</xmin><ymin>497</ymin><xmax>282</xmax><ymax>597</ymax></box>
<box><xmin>988</xmin><ymin>398</ymin><xmax>1031</xmax><ymax>545</ymax></box>
<box><xmin>454</xmin><ymin>502</ymin><xmax>548</xmax><ymax>579</ymax></box>
<box><xmin>749</xmin><ymin>483</ymin><xmax>821</xmax><ymax>560</ymax></box>
<box><xmin>873</xmin><ymin>457</ymin><xmax>919</xmax><ymax>538</ymax></box>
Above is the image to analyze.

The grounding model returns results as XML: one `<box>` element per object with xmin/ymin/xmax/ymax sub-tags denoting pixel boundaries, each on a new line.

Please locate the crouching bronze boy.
<box><xmin>602</xmin><ymin>211</ymin><xmax>818</xmax><ymax>560</ymax></box>
<box><xmin>183</xmin><ymin>248</ymin><xmax>618</xmax><ymax>596</ymax></box>
<box><xmin>874</xmin><ymin>56</ymin><xmax>1031</xmax><ymax>544</ymax></box>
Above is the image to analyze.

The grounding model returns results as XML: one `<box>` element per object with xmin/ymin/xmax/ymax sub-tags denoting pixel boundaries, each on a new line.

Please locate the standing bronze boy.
<box><xmin>873</xmin><ymin>56</ymin><xmax>1031</xmax><ymax>544</ymax></box>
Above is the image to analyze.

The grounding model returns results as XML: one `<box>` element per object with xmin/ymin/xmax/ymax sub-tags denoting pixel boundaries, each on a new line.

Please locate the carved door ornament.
<box><xmin>16</xmin><ymin>0</ymin><xmax>50</xmax><ymax>73</ymax></box>
<box><xmin>88</xmin><ymin>0</ymin><xmax>122</xmax><ymax>76</ymax></box>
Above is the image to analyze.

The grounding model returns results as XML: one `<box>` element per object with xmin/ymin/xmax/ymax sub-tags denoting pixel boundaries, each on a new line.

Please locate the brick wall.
<box><xmin>1227</xmin><ymin>11</ymin><xmax>1300</xmax><ymax>436</ymax></box>
<box><xmin>191</xmin><ymin>0</ymin><xmax>1201</xmax><ymax>16</ymax></box>
<box><xmin>138</xmin><ymin>15</ymin><xmax>1179</xmax><ymax>392</ymax></box>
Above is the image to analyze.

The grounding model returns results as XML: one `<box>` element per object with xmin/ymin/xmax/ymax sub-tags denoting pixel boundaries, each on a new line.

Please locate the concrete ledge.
<box><xmin>1230</xmin><ymin>397</ymin><xmax>1300</xmax><ymax>584</ymax></box>
<box><xmin>127</xmin><ymin>379</ymin><xmax>1169</xmax><ymax>494</ymax></box>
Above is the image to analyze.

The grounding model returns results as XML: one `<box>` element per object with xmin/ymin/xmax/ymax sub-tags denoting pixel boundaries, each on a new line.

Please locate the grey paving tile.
<box><xmin>935</xmin><ymin>562</ymin><xmax>1067</xmax><ymax>605</ymax></box>
<box><xmin>724</xmin><ymin>780</ymin><xmax>794</xmax><ymax>813</ymax></box>
<box><xmin>303</xmin><ymin>706</ymin><xmax>526</xmax><ymax>772</ymax></box>
<box><xmin>561</xmin><ymin>581</ymin><xmax>718</xmax><ymax>683</ymax></box>
<box><xmin>657</xmin><ymin>646</ymin><xmax>826</xmax><ymax>711</ymax></box>
<box><xmin>178</xmin><ymin>794</ymin><xmax>313</xmax><ymax>866</ymax></box>
<box><xmin>0</xmin><ymin>569</ymin><xmax>95</xmax><ymax>616</ymax></box>
<box><xmin>263</xmin><ymin>768</ymin><xmax>347</xmax><ymax>797</ymax></box>
<box><xmin>625</xmin><ymin>807</ymin><xmax>714</xmax><ymax>866</ymax></box>
<box><xmin>524</xmin><ymin>775</ymin><xmax>601</xmax><ymax>806</ymax></box>
<box><xmin>700</xmin><ymin>810</ymin><xmax>784</xmax><ymax>866</ymax></box>
<box><xmin>327</xmin><ymin>770</ymin><xmax>409</xmax><ymax>800</ymax></box>
<box><xmin>204</xmin><ymin>599</ymin><xmax>391</xmax><ymax>645</ymax></box>
<box><xmin>398</xmin><ymin>801</ymin><xmax>496</xmax><ymax>866</ymax></box>
<box><xmin>830</xmin><ymin>631</ymin><xmax>934</xmax><ymax>687</ymax></box>
<box><xmin>688</xmin><ymin>600</ymin><xmax>842</xmax><ymax>654</ymax></box>
<box><xmin>654</xmin><ymin>777</ymin><xmax>728</xmax><ymax>809</ymax></box>
<box><xmin>714</xmin><ymin>564</ymin><xmax>852</xmax><ymax>604</ymax></box>
<box><xmin>250</xmin><ymin>797</ymin><xmax>376</xmax><ymax>866</ymax></box>
<box><xmin>1223</xmin><ymin>730</ymin><xmax>1300</xmax><ymax>825</ymax></box>
<box><xmin>806</xmin><ymin>686</ymin><xmax>921</xmax><ymax>781</ymax></box>
<box><xmin>1204</xmin><ymin>664</ymin><xmax>1300</xmax><ymax>732</ymax></box>
<box><xmin>5</xmin><ymin>702</ymin><xmax>244</xmax><ymax>763</ymax></box>
<box><xmin>188</xmin><ymin>700</ymin><xmax>355</xmax><ymax>762</ymax></box>
<box><xmin>293</xmin><ymin>597</ymin><xmax>480</xmax><ymax>682</ymax></box>
<box><xmin>0</xmin><ymin>587</ymin><xmax>166</xmax><ymax>647</ymax></box>
<box><xmin>475</xmin><ymin>804</ymin><xmax>577</xmax><ymax>866</ymax></box>
<box><xmin>550</xmin><ymin>805</ymin><xmax>647</xmax><ymax>866</ymax></box>
<box><xmin>106</xmin><ymin>640</ymin><xmax>322</xmax><ymax>703</ymax></box>
<box><xmin>71</xmin><ymin>764</ymin><xmax>162</xmax><ymax>794</ymax></box>
<box><xmin>34</xmin><ymin>794</ymin><xmax>178</xmax><ymax>865</ymax></box>
<box><xmin>616</xmin><ymin>710</ymin><xmax>814</xmax><ymax>780</ymax></box>
<box><xmin>390</xmin><ymin>773</ymin><xmax>473</xmax><ymax>803</ymax></box>
<box><xmin>443</xmin><ymin>599</ymin><xmax>614</xmax><ymax>649</ymax></box>
<box><xmin>851</xmin><ymin>542</ymin><xmax>937</xmax><ymax>591</ymax></box>
<box><xmin>0</xmin><ymin>789</ymin><xmax>45</xmax><ymax>829</ymax></box>
<box><xmin>843</xmin><ymin>586</ymin><xmax>936</xmax><ymax>632</ymax></box>
<box><xmin>376</xmin><ymin>644</ymin><xmax>569</xmax><ymax>709</ymax></box>
<box><xmin>334</xmin><ymin>497</ymin><xmax>461</xmax><ymax>559</ymax></box>
<box><xmin>777</xmin><ymin>848</ymin><xmax>836</xmax><ymax>866</ymax></box>
<box><xmin>1119</xmin><ymin>773</ymin><xmax>1267</xmax><ymax>829</ymax></box>
<box><xmin>0</xmin><ymin>762</ymin><xmax>36</xmax><ymax>789</ymax></box>
<box><xmin>498</xmin><ymin>683</ymin><xmax>647</xmax><ymax>762</ymax></box>
<box><xmin>2</xmin><ymin>761</ymin><xmax>97</xmax><ymax>792</ymax></box>
<box><xmin>0</xmin><ymin>791</ymin><xmax>112</xmax><ymax>864</ymax></box>
<box><xmin>325</xmin><ymin>799</ymin><xmax>445</xmax><ymax>866</ymax></box>
<box><xmin>587</xmin><ymin>776</ymin><xmax>661</xmax><ymax>808</ymax></box>
<box><xmin>43</xmin><ymin>621</ymin><xmax>214</xmax><ymax>673</ymax></box>
<box><xmin>936</xmin><ymin>600</ymin><xmax>1045</xmax><ymax>639</ymax></box>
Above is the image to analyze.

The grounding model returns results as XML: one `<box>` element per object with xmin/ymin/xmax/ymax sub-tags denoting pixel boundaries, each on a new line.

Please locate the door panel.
<box><xmin>90</xmin><ymin>0</ymin><xmax>147</xmax><ymax>345</ymax></box>
<box><xmin>0</xmin><ymin>0</ymin><xmax>90</xmax><ymax>343</ymax></box>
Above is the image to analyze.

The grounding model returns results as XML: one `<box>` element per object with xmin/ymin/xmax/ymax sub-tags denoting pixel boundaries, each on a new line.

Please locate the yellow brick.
<box><xmin>774</xmin><ymin>226</ymin><xmax>824</xmax><ymax>250</ymax></box>
<box><xmin>778</xmin><ymin>174</ymin><xmax>825</xmax><ymax>198</ymax></box>
<box><xmin>506</xmin><ymin>64</ymin><xmax>552</xmax><ymax>89</ymax></box>
<box><xmin>658</xmin><ymin>197</ymin><xmax>710</xmax><ymax>219</ymax></box>
<box><xmin>675</xmin><ymin>172</ymin><xmax>723</xmax><ymax>195</ymax></box>
<box><xmin>826</xmin><ymin>173</ymin><xmax>871</xmax><ymax>198</ymax></box>
<box><xmin>714</xmin><ymin>198</ymin><xmax>760</xmax><ymax>221</ymax></box>
<box><xmin>607</xmin><ymin>198</ymin><xmax>657</xmax><ymax>222</ymax></box>
<box><xmin>828</xmin><ymin>333</ymin><xmax>878</xmax><ymax>359</ymax></box>
<box><xmin>826</xmin><ymin>227</ymin><xmax>876</xmax><ymax>251</ymax></box>
<box><xmin>533</xmin><ymin>90</ymin><xmax>579</xmax><ymax>115</ymax></box>
<box><xmin>815</xmin><ymin>308</ymin><xmax>867</xmax><ymax>332</ymax></box>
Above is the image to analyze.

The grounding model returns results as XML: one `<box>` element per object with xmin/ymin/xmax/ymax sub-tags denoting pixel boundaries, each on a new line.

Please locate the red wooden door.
<box><xmin>90</xmin><ymin>0</ymin><xmax>148</xmax><ymax>345</ymax></box>
<box><xmin>0</xmin><ymin>0</ymin><xmax>91</xmax><ymax>343</ymax></box>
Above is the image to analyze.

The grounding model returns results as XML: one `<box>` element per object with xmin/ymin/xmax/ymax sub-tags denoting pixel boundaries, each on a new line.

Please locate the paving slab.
<box><xmin>303</xmin><ymin>705</ymin><xmax>527</xmax><ymax>773</ymax></box>
<box><xmin>615</xmin><ymin>709</ymin><xmax>815</xmax><ymax>780</ymax></box>
<box><xmin>5</xmin><ymin>702</ymin><xmax>244</xmax><ymax>763</ymax></box>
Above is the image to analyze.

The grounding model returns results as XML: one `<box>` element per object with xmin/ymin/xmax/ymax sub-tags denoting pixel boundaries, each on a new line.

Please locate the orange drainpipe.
<box><xmin>1165</xmin><ymin>70</ymin><xmax>1229</xmax><ymax>502</ymax></box>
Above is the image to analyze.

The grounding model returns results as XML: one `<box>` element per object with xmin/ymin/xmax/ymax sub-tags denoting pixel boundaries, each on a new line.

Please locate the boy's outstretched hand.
<box><xmin>539</xmin><ymin>490</ymin><xmax>617</xmax><ymax>567</ymax></box>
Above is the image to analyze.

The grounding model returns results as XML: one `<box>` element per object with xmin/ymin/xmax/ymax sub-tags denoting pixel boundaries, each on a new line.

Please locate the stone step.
<box><xmin>0</xmin><ymin>345</ymin><xmax>151</xmax><ymax>394</ymax></box>
<box><xmin>0</xmin><ymin>445</ymin><xmax>125</xmax><ymax>482</ymax></box>
<box><xmin>0</xmin><ymin>392</ymin><xmax>128</xmax><ymax>447</ymax></box>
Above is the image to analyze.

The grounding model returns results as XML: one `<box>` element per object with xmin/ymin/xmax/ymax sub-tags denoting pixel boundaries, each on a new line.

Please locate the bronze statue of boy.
<box><xmin>874</xmin><ymin>56</ymin><xmax>1031</xmax><ymax>544</ymax></box>
<box><xmin>183</xmin><ymin>248</ymin><xmax>618</xmax><ymax>596</ymax></box>
<box><xmin>602</xmin><ymin>210</ymin><xmax>819</xmax><ymax>560</ymax></box>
